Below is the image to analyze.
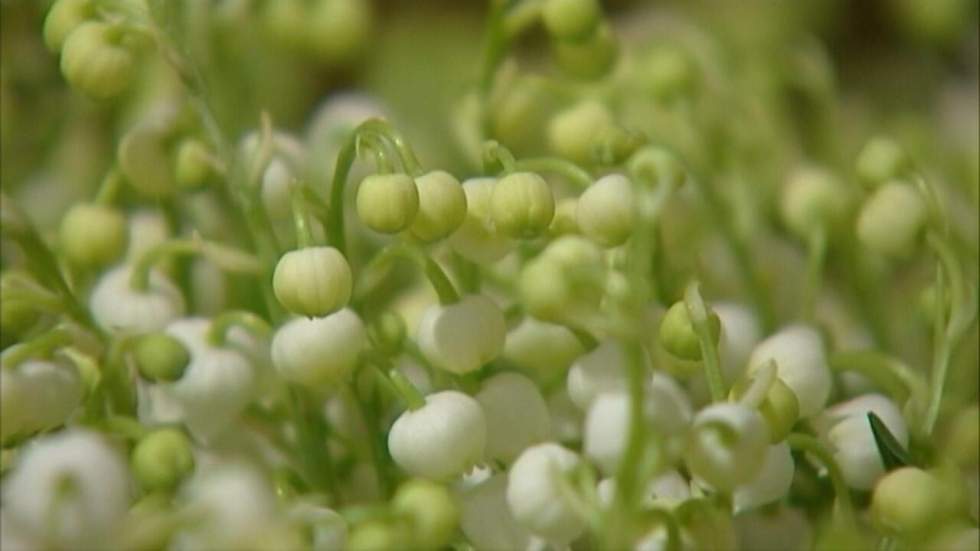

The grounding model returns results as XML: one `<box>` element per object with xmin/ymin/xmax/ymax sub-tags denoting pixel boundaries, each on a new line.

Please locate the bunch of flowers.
<box><xmin>1</xmin><ymin>0</ymin><xmax>977</xmax><ymax>550</ymax></box>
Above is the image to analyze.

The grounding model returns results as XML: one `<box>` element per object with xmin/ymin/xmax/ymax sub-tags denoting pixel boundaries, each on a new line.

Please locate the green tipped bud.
<box><xmin>132</xmin><ymin>428</ymin><xmax>195</xmax><ymax>491</ymax></box>
<box><xmin>60</xmin><ymin>22</ymin><xmax>134</xmax><ymax>99</ymax></box>
<box><xmin>409</xmin><ymin>170</ymin><xmax>467</xmax><ymax>242</ymax></box>
<box><xmin>542</xmin><ymin>0</ymin><xmax>601</xmax><ymax>42</ymax></box>
<box><xmin>59</xmin><ymin>203</ymin><xmax>127</xmax><ymax>267</ymax></box>
<box><xmin>392</xmin><ymin>479</ymin><xmax>459</xmax><ymax>550</ymax></box>
<box><xmin>641</xmin><ymin>46</ymin><xmax>699</xmax><ymax>102</ymax></box>
<box><xmin>576</xmin><ymin>174</ymin><xmax>635</xmax><ymax>247</ymax></box>
<box><xmin>367</xmin><ymin>311</ymin><xmax>406</xmax><ymax>356</ymax></box>
<box><xmin>356</xmin><ymin>173</ymin><xmax>419</xmax><ymax>234</ymax></box>
<box><xmin>628</xmin><ymin>146</ymin><xmax>686</xmax><ymax>188</ymax></box>
<box><xmin>549</xmin><ymin>197</ymin><xmax>580</xmax><ymax>236</ymax></box>
<box><xmin>175</xmin><ymin>139</ymin><xmax>216</xmax><ymax>190</ymax></box>
<box><xmin>273</xmin><ymin>246</ymin><xmax>353</xmax><ymax>317</ymax></box>
<box><xmin>553</xmin><ymin>23</ymin><xmax>618</xmax><ymax>81</ymax></box>
<box><xmin>548</xmin><ymin>100</ymin><xmax>614</xmax><ymax>165</ymax></box>
<box><xmin>659</xmin><ymin>300</ymin><xmax>721</xmax><ymax>361</ymax></box>
<box><xmin>780</xmin><ymin>167</ymin><xmax>851</xmax><ymax>239</ymax></box>
<box><xmin>43</xmin><ymin>0</ymin><xmax>92</xmax><ymax>52</ymax></box>
<box><xmin>856</xmin><ymin>136</ymin><xmax>909</xmax><ymax>187</ymax></box>
<box><xmin>134</xmin><ymin>333</ymin><xmax>191</xmax><ymax>382</ymax></box>
<box><xmin>872</xmin><ymin>467</ymin><xmax>956</xmax><ymax>538</ymax></box>
<box><xmin>490</xmin><ymin>172</ymin><xmax>555</xmax><ymax>238</ymax></box>
<box><xmin>307</xmin><ymin>0</ymin><xmax>372</xmax><ymax>64</ymax></box>
<box><xmin>856</xmin><ymin>181</ymin><xmax>928</xmax><ymax>257</ymax></box>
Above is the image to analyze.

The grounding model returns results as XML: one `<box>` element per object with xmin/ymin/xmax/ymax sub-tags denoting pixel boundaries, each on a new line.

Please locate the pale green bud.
<box><xmin>392</xmin><ymin>479</ymin><xmax>459</xmax><ymax>550</ymax></box>
<box><xmin>549</xmin><ymin>197</ymin><xmax>580</xmax><ymax>236</ymax></box>
<box><xmin>872</xmin><ymin>467</ymin><xmax>956</xmax><ymax>538</ymax></box>
<box><xmin>628</xmin><ymin>146</ymin><xmax>686</xmax><ymax>188</ymax></box>
<box><xmin>519</xmin><ymin>236</ymin><xmax>605</xmax><ymax>324</ymax></box>
<box><xmin>490</xmin><ymin>172</ymin><xmax>555</xmax><ymax>238</ymax></box>
<box><xmin>856</xmin><ymin>136</ymin><xmax>909</xmax><ymax>187</ymax></box>
<box><xmin>641</xmin><ymin>46</ymin><xmax>698</xmax><ymax>102</ymax></box>
<box><xmin>59</xmin><ymin>203</ymin><xmax>127</xmax><ymax>267</ymax></box>
<box><xmin>448</xmin><ymin>178</ymin><xmax>514</xmax><ymax>264</ymax></box>
<box><xmin>131</xmin><ymin>428</ymin><xmax>194</xmax><ymax>491</ymax></box>
<box><xmin>409</xmin><ymin>170</ymin><xmax>467</xmax><ymax>242</ymax></box>
<box><xmin>263</xmin><ymin>0</ymin><xmax>307</xmax><ymax>49</ymax></box>
<box><xmin>576</xmin><ymin>174</ymin><xmax>634</xmax><ymax>247</ymax></box>
<box><xmin>553</xmin><ymin>23</ymin><xmax>618</xmax><ymax>80</ymax></box>
<box><xmin>348</xmin><ymin>520</ymin><xmax>409</xmax><ymax>551</ymax></box>
<box><xmin>119</xmin><ymin>124</ymin><xmax>177</xmax><ymax>198</ymax></box>
<box><xmin>659</xmin><ymin>300</ymin><xmax>721</xmax><ymax>361</ymax></box>
<box><xmin>491</xmin><ymin>76</ymin><xmax>549</xmax><ymax>151</ymax></box>
<box><xmin>780</xmin><ymin>167</ymin><xmax>851</xmax><ymax>238</ymax></box>
<box><xmin>356</xmin><ymin>173</ymin><xmax>419</xmax><ymax>234</ymax></box>
<box><xmin>856</xmin><ymin>181</ymin><xmax>927</xmax><ymax>257</ymax></box>
<box><xmin>273</xmin><ymin>246</ymin><xmax>353</xmax><ymax>317</ymax></box>
<box><xmin>43</xmin><ymin>0</ymin><xmax>92</xmax><ymax>52</ymax></box>
<box><xmin>134</xmin><ymin>333</ymin><xmax>190</xmax><ymax>382</ymax></box>
<box><xmin>548</xmin><ymin>100</ymin><xmax>614</xmax><ymax>164</ymax></box>
<box><xmin>729</xmin><ymin>373</ymin><xmax>799</xmax><ymax>443</ymax></box>
<box><xmin>307</xmin><ymin>0</ymin><xmax>372</xmax><ymax>64</ymax></box>
<box><xmin>60</xmin><ymin>22</ymin><xmax>134</xmax><ymax>99</ymax></box>
<box><xmin>175</xmin><ymin>139</ymin><xmax>216</xmax><ymax>190</ymax></box>
<box><xmin>542</xmin><ymin>0</ymin><xmax>601</xmax><ymax>41</ymax></box>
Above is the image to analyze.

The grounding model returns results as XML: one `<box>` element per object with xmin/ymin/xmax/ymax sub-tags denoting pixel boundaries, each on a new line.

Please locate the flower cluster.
<box><xmin>0</xmin><ymin>0</ymin><xmax>977</xmax><ymax>550</ymax></box>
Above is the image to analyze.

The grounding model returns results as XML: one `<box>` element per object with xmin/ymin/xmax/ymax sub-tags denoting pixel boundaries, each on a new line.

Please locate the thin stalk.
<box><xmin>685</xmin><ymin>282</ymin><xmax>725</xmax><ymax>402</ymax></box>
<box><xmin>207</xmin><ymin>310</ymin><xmax>272</xmax><ymax>346</ymax></box>
<box><xmin>607</xmin><ymin>340</ymin><xmax>648</xmax><ymax>549</ymax></box>
<box><xmin>290</xmin><ymin>184</ymin><xmax>314</xmax><ymax>249</ymax></box>
<box><xmin>130</xmin><ymin>238</ymin><xmax>263</xmax><ymax>291</ymax></box>
<box><xmin>388</xmin><ymin>369</ymin><xmax>426</xmax><ymax>411</ymax></box>
<box><xmin>94</xmin><ymin>169</ymin><xmax>124</xmax><ymax>205</ymax></box>
<box><xmin>0</xmin><ymin>327</ymin><xmax>75</xmax><ymax>369</ymax></box>
<box><xmin>287</xmin><ymin>385</ymin><xmax>337</xmax><ymax>496</ymax></box>
<box><xmin>511</xmin><ymin>157</ymin><xmax>593</xmax><ymax>190</ymax></box>
<box><xmin>803</xmin><ymin>226</ymin><xmax>827</xmax><ymax>322</ymax></box>
<box><xmin>787</xmin><ymin>433</ymin><xmax>855</xmax><ymax>528</ymax></box>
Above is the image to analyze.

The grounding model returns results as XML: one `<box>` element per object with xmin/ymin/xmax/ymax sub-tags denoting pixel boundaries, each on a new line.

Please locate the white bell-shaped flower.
<box><xmin>89</xmin><ymin>265</ymin><xmax>185</xmax><ymax>334</ymax></box>
<box><xmin>0</xmin><ymin>358</ymin><xmax>83</xmax><ymax>444</ymax></box>
<box><xmin>2</xmin><ymin>429</ymin><xmax>130</xmax><ymax>548</ymax></box>
<box><xmin>448</xmin><ymin>177</ymin><xmax>514</xmax><ymax>264</ymax></box>
<box><xmin>819</xmin><ymin>393</ymin><xmax>908</xmax><ymax>490</ymax></box>
<box><xmin>476</xmin><ymin>372</ymin><xmax>551</xmax><ymax>464</ymax></box>
<box><xmin>388</xmin><ymin>390</ymin><xmax>486</xmax><ymax>480</ymax></box>
<box><xmin>685</xmin><ymin>403</ymin><xmax>770</xmax><ymax>492</ymax></box>
<box><xmin>733</xmin><ymin>442</ymin><xmax>795</xmax><ymax>512</ymax></box>
<box><xmin>714</xmin><ymin>302</ymin><xmax>762</xmax><ymax>383</ymax></box>
<box><xmin>417</xmin><ymin>294</ymin><xmax>506</xmax><ymax>374</ymax></box>
<box><xmin>506</xmin><ymin>443</ymin><xmax>587</xmax><ymax>545</ymax></box>
<box><xmin>566</xmin><ymin>341</ymin><xmax>627</xmax><ymax>410</ymax></box>
<box><xmin>458</xmin><ymin>473</ymin><xmax>532</xmax><ymax>551</ymax></box>
<box><xmin>746</xmin><ymin>325</ymin><xmax>831</xmax><ymax>418</ymax></box>
<box><xmin>503</xmin><ymin>316</ymin><xmax>584</xmax><ymax>377</ymax></box>
<box><xmin>596</xmin><ymin>469</ymin><xmax>691</xmax><ymax>509</ymax></box>
<box><xmin>271</xmin><ymin>309</ymin><xmax>365</xmax><ymax>389</ymax></box>
<box><xmin>287</xmin><ymin>501</ymin><xmax>348</xmax><ymax>551</ymax></box>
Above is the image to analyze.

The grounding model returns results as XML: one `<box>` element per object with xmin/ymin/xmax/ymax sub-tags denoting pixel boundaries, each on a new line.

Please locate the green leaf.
<box><xmin>868</xmin><ymin>412</ymin><xmax>913</xmax><ymax>471</ymax></box>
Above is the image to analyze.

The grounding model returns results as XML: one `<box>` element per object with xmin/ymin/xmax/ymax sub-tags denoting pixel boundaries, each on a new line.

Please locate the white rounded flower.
<box><xmin>89</xmin><ymin>265</ymin><xmax>185</xmax><ymax>334</ymax></box>
<box><xmin>502</xmin><ymin>317</ymin><xmax>584</xmax><ymax>377</ymax></box>
<box><xmin>417</xmin><ymin>294</ymin><xmax>506</xmax><ymax>374</ymax></box>
<box><xmin>566</xmin><ymin>341</ymin><xmax>627</xmax><ymax>410</ymax></box>
<box><xmin>458</xmin><ymin>473</ymin><xmax>532</xmax><ymax>551</ymax></box>
<box><xmin>733</xmin><ymin>442</ymin><xmax>795</xmax><ymax>512</ymax></box>
<box><xmin>0</xmin><ymin>358</ymin><xmax>83</xmax><ymax>444</ymax></box>
<box><xmin>506</xmin><ymin>443</ymin><xmax>587</xmax><ymax>544</ymax></box>
<box><xmin>448</xmin><ymin>177</ymin><xmax>514</xmax><ymax>264</ymax></box>
<box><xmin>475</xmin><ymin>372</ymin><xmax>551</xmax><ymax>464</ymax></box>
<box><xmin>126</xmin><ymin>209</ymin><xmax>170</xmax><ymax>261</ymax></box>
<box><xmin>3</xmin><ymin>429</ymin><xmax>130</xmax><ymax>547</ymax></box>
<box><xmin>576</xmin><ymin>173</ymin><xmax>635</xmax><ymax>247</ymax></box>
<box><xmin>714</xmin><ymin>302</ymin><xmax>762</xmax><ymax>383</ymax></box>
<box><xmin>596</xmin><ymin>470</ymin><xmax>691</xmax><ymax>509</ymax></box>
<box><xmin>388</xmin><ymin>390</ymin><xmax>486</xmax><ymax>480</ymax></box>
<box><xmin>685</xmin><ymin>403</ymin><xmax>769</xmax><ymax>492</ymax></box>
<box><xmin>746</xmin><ymin>325</ymin><xmax>831</xmax><ymax>418</ymax></box>
<box><xmin>820</xmin><ymin>393</ymin><xmax>908</xmax><ymax>490</ymax></box>
<box><xmin>271</xmin><ymin>309</ymin><xmax>365</xmax><ymax>389</ymax></box>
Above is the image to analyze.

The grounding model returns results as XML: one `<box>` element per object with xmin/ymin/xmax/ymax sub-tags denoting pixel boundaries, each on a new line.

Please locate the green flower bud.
<box><xmin>307</xmin><ymin>0</ymin><xmax>372</xmax><ymax>64</ymax></box>
<box><xmin>856</xmin><ymin>181</ymin><xmax>928</xmax><ymax>257</ymax></box>
<box><xmin>448</xmin><ymin>178</ymin><xmax>514</xmax><ymax>264</ymax></box>
<box><xmin>43</xmin><ymin>0</ymin><xmax>92</xmax><ymax>52</ymax></box>
<box><xmin>491</xmin><ymin>76</ymin><xmax>549</xmax><ymax>151</ymax></box>
<box><xmin>519</xmin><ymin>236</ymin><xmax>605</xmax><ymax>324</ymax></box>
<box><xmin>59</xmin><ymin>203</ymin><xmax>127</xmax><ymax>267</ymax></box>
<box><xmin>856</xmin><ymin>136</ymin><xmax>909</xmax><ymax>187</ymax></box>
<box><xmin>263</xmin><ymin>0</ymin><xmax>308</xmax><ymax>50</ymax></box>
<box><xmin>134</xmin><ymin>333</ymin><xmax>191</xmax><ymax>382</ymax></box>
<box><xmin>356</xmin><ymin>173</ymin><xmax>419</xmax><ymax>234</ymax></box>
<box><xmin>542</xmin><ymin>0</ymin><xmax>601</xmax><ymax>41</ymax></box>
<box><xmin>779</xmin><ymin>167</ymin><xmax>851</xmax><ymax>239</ymax></box>
<box><xmin>659</xmin><ymin>300</ymin><xmax>721</xmax><ymax>361</ymax></box>
<box><xmin>548</xmin><ymin>100</ymin><xmax>614</xmax><ymax>165</ymax></box>
<box><xmin>119</xmin><ymin>124</ymin><xmax>177</xmax><ymax>198</ymax></box>
<box><xmin>576</xmin><ymin>174</ymin><xmax>635</xmax><ymax>247</ymax></box>
<box><xmin>409</xmin><ymin>170</ymin><xmax>467</xmax><ymax>242</ymax></box>
<box><xmin>872</xmin><ymin>467</ymin><xmax>956</xmax><ymax>538</ymax></box>
<box><xmin>553</xmin><ymin>23</ymin><xmax>618</xmax><ymax>80</ymax></box>
<box><xmin>131</xmin><ymin>428</ymin><xmax>195</xmax><ymax>491</ymax></box>
<box><xmin>60</xmin><ymin>22</ymin><xmax>134</xmax><ymax>99</ymax></box>
<box><xmin>392</xmin><ymin>479</ymin><xmax>459</xmax><ymax>550</ymax></box>
<box><xmin>490</xmin><ymin>172</ymin><xmax>555</xmax><ymax>238</ymax></box>
<box><xmin>348</xmin><ymin>520</ymin><xmax>410</xmax><ymax>551</ymax></box>
<box><xmin>273</xmin><ymin>246</ymin><xmax>353</xmax><ymax>317</ymax></box>
<box><xmin>175</xmin><ymin>139</ymin><xmax>216</xmax><ymax>190</ymax></box>
<box><xmin>367</xmin><ymin>311</ymin><xmax>406</xmax><ymax>356</ymax></box>
<box><xmin>729</xmin><ymin>372</ymin><xmax>800</xmax><ymax>443</ymax></box>
<box><xmin>628</xmin><ymin>146</ymin><xmax>686</xmax><ymax>188</ymax></box>
<box><xmin>549</xmin><ymin>197</ymin><xmax>580</xmax><ymax>236</ymax></box>
<box><xmin>641</xmin><ymin>46</ymin><xmax>699</xmax><ymax>102</ymax></box>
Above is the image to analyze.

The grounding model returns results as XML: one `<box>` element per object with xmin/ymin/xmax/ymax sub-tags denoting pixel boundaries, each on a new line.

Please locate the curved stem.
<box><xmin>482</xmin><ymin>140</ymin><xmax>517</xmax><ymax>172</ymax></box>
<box><xmin>787</xmin><ymin>433</ymin><xmax>855</xmax><ymax>528</ymax></box>
<box><xmin>94</xmin><ymin>169</ymin><xmax>124</xmax><ymax>205</ymax></box>
<box><xmin>511</xmin><ymin>157</ymin><xmax>593</xmax><ymax>190</ymax></box>
<box><xmin>207</xmin><ymin>310</ymin><xmax>272</xmax><ymax>347</ymax></box>
<box><xmin>388</xmin><ymin>369</ymin><xmax>426</xmax><ymax>411</ymax></box>
<box><xmin>130</xmin><ymin>238</ymin><xmax>263</xmax><ymax>292</ymax></box>
<box><xmin>355</xmin><ymin>242</ymin><xmax>461</xmax><ymax>305</ymax></box>
<box><xmin>0</xmin><ymin>327</ymin><xmax>75</xmax><ymax>369</ymax></box>
<box><xmin>290</xmin><ymin>184</ymin><xmax>314</xmax><ymax>249</ymax></box>
<box><xmin>685</xmin><ymin>282</ymin><xmax>725</xmax><ymax>402</ymax></box>
<box><xmin>803</xmin><ymin>226</ymin><xmax>827</xmax><ymax>322</ymax></box>
<box><xmin>359</xmin><ymin>120</ymin><xmax>423</xmax><ymax>176</ymax></box>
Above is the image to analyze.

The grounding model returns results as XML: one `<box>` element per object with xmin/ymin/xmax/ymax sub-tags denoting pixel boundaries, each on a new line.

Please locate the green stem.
<box><xmin>287</xmin><ymin>385</ymin><xmax>337</xmax><ymax>496</ymax></box>
<box><xmin>207</xmin><ymin>310</ymin><xmax>272</xmax><ymax>347</ymax></box>
<box><xmin>482</xmin><ymin>140</ymin><xmax>516</xmax><ymax>172</ymax></box>
<box><xmin>102</xmin><ymin>415</ymin><xmax>150</xmax><ymax>441</ymax></box>
<box><xmin>511</xmin><ymin>157</ymin><xmax>594</xmax><ymax>190</ymax></box>
<box><xmin>355</xmin><ymin>242</ymin><xmax>461</xmax><ymax>305</ymax></box>
<box><xmin>608</xmin><ymin>340</ymin><xmax>648</xmax><ymax>548</ymax></box>
<box><xmin>685</xmin><ymin>282</ymin><xmax>725</xmax><ymax>402</ymax></box>
<box><xmin>290</xmin><ymin>184</ymin><xmax>314</xmax><ymax>249</ymax></box>
<box><xmin>94</xmin><ymin>169</ymin><xmax>124</xmax><ymax>205</ymax></box>
<box><xmin>803</xmin><ymin>226</ymin><xmax>827</xmax><ymax>322</ymax></box>
<box><xmin>359</xmin><ymin>120</ymin><xmax>423</xmax><ymax>176</ymax></box>
<box><xmin>787</xmin><ymin>433</ymin><xmax>855</xmax><ymax>528</ymax></box>
<box><xmin>388</xmin><ymin>369</ymin><xmax>426</xmax><ymax>411</ymax></box>
<box><xmin>130</xmin><ymin>238</ymin><xmax>263</xmax><ymax>292</ymax></box>
<box><xmin>0</xmin><ymin>327</ymin><xmax>75</xmax><ymax>369</ymax></box>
